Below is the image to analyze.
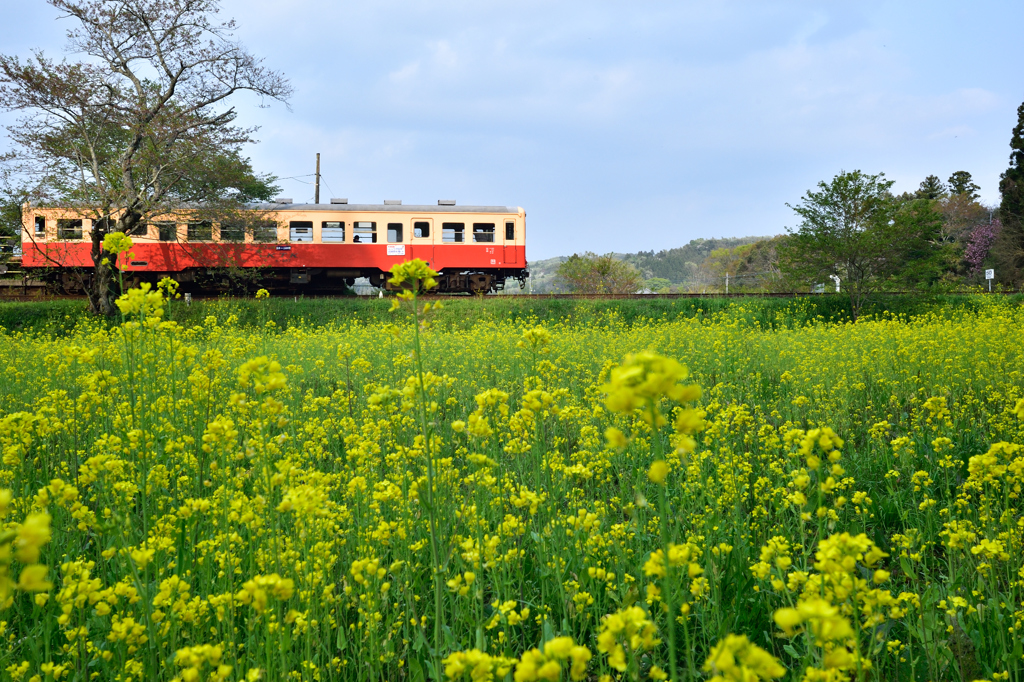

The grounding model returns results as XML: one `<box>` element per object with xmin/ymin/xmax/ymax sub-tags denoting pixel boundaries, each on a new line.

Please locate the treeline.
<box><xmin>558</xmin><ymin>169</ymin><xmax>1004</xmax><ymax>296</ymax></box>
<box><xmin>553</xmin><ymin>99</ymin><xmax>1024</xmax><ymax>317</ymax></box>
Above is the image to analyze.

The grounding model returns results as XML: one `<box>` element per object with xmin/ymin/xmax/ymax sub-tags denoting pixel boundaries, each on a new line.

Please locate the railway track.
<box><xmin>1</xmin><ymin>286</ymin><xmax>1014</xmax><ymax>303</ymax></box>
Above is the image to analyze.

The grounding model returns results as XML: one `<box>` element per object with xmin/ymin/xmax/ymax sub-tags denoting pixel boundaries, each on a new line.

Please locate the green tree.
<box><xmin>994</xmin><ymin>102</ymin><xmax>1024</xmax><ymax>286</ymax></box>
<box><xmin>556</xmin><ymin>252</ymin><xmax>643</xmax><ymax>294</ymax></box>
<box><xmin>948</xmin><ymin>171</ymin><xmax>981</xmax><ymax>201</ymax></box>
<box><xmin>0</xmin><ymin>196</ymin><xmax>20</xmax><ymax>265</ymax></box>
<box><xmin>644</xmin><ymin>277</ymin><xmax>672</xmax><ymax>293</ymax></box>
<box><xmin>780</xmin><ymin>170</ymin><xmax>943</xmax><ymax>320</ymax></box>
<box><xmin>0</xmin><ymin>178</ymin><xmax>31</xmax><ymax>264</ymax></box>
<box><xmin>916</xmin><ymin>175</ymin><xmax>948</xmax><ymax>200</ymax></box>
<box><xmin>0</xmin><ymin>0</ymin><xmax>290</xmax><ymax>314</ymax></box>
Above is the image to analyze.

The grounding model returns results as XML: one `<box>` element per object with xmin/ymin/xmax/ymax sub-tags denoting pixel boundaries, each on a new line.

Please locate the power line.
<box><xmin>321</xmin><ymin>178</ymin><xmax>337</xmax><ymax>199</ymax></box>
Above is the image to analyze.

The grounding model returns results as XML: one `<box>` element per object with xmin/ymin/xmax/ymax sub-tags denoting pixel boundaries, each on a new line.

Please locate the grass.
<box><xmin>1</xmin><ymin>291</ymin><xmax>1020</xmax><ymax>335</ymax></box>
<box><xmin>0</xmin><ymin>290</ymin><xmax>1022</xmax><ymax>681</ymax></box>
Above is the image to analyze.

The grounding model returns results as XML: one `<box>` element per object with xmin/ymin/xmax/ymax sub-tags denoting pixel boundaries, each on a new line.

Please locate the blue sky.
<box><xmin>2</xmin><ymin>0</ymin><xmax>1022</xmax><ymax>259</ymax></box>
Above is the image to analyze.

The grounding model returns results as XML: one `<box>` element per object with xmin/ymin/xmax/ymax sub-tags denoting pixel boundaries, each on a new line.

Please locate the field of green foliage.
<box><xmin>0</xmin><ymin>285</ymin><xmax>1022</xmax><ymax>682</ymax></box>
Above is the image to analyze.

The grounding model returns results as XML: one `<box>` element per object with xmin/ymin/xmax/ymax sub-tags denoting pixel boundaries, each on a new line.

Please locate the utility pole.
<box><xmin>315</xmin><ymin>153</ymin><xmax>321</xmax><ymax>204</ymax></box>
<box><xmin>725</xmin><ymin>272</ymin><xmax>729</xmax><ymax>295</ymax></box>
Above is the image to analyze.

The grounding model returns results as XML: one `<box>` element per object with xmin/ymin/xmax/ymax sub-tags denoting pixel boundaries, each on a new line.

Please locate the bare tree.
<box><xmin>0</xmin><ymin>0</ymin><xmax>290</xmax><ymax>314</ymax></box>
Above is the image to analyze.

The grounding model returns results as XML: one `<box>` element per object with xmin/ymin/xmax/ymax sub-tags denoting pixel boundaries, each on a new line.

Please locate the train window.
<box><xmin>442</xmin><ymin>223</ymin><xmax>464</xmax><ymax>243</ymax></box>
<box><xmin>322</xmin><ymin>221</ymin><xmax>345</xmax><ymax>243</ymax></box>
<box><xmin>252</xmin><ymin>223</ymin><xmax>278</xmax><ymax>242</ymax></box>
<box><xmin>505</xmin><ymin>221</ymin><xmax>515</xmax><ymax>240</ymax></box>
<box><xmin>187</xmin><ymin>221</ymin><xmax>213</xmax><ymax>241</ymax></box>
<box><xmin>414</xmin><ymin>221</ymin><xmax>430</xmax><ymax>238</ymax></box>
<box><xmin>353</xmin><ymin>222</ymin><xmax>377</xmax><ymax>244</ymax></box>
<box><xmin>57</xmin><ymin>219</ymin><xmax>83</xmax><ymax>240</ymax></box>
<box><xmin>221</xmin><ymin>223</ymin><xmax>246</xmax><ymax>242</ymax></box>
<box><xmin>34</xmin><ymin>216</ymin><xmax>45</xmax><ymax>235</ymax></box>
<box><xmin>472</xmin><ymin>223</ymin><xmax>495</xmax><ymax>243</ymax></box>
<box><xmin>155</xmin><ymin>222</ymin><xmax>177</xmax><ymax>241</ymax></box>
<box><xmin>387</xmin><ymin>223</ymin><xmax>403</xmax><ymax>243</ymax></box>
<box><xmin>290</xmin><ymin>221</ymin><xmax>313</xmax><ymax>242</ymax></box>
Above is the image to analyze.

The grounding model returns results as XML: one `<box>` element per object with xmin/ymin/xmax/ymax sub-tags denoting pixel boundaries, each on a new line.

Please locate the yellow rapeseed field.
<box><xmin>0</xmin><ymin>260</ymin><xmax>1022</xmax><ymax>682</ymax></box>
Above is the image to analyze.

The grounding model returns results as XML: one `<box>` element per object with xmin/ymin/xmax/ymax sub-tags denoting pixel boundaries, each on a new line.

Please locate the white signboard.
<box><xmin>387</xmin><ymin>245</ymin><xmax>406</xmax><ymax>256</ymax></box>
<box><xmin>985</xmin><ymin>268</ymin><xmax>995</xmax><ymax>280</ymax></box>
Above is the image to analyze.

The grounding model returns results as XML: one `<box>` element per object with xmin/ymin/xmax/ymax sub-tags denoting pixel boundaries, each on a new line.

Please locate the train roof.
<box><xmin>250</xmin><ymin>203</ymin><xmax>522</xmax><ymax>214</ymax></box>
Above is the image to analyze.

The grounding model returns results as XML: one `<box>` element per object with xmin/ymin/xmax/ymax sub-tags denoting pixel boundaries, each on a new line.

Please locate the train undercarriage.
<box><xmin>31</xmin><ymin>266</ymin><xmax>530</xmax><ymax>296</ymax></box>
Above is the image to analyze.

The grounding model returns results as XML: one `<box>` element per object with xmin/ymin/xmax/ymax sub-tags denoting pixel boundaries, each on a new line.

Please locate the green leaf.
<box><xmin>412</xmin><ymin>628</ymin><xmax>426</xmax><ymax>653</ymax></box>
<box><xmin>408</xmin><ymin>657</ymin><xmax>426</xmax><ymax>682</ymax></box>
<box><xmin>900</xmin><ymin>555</ymin><xmax>917</xmax><ymax>581</ymax></box>
<box><xmin>336</xmin><ymin>622</ymin><xmax>348</xmax><ymax>649</ymax></box>
<box><xmin>542</xmin><ymin>619</ymin><xmax>555</xmax><ymax>644</ymax></box>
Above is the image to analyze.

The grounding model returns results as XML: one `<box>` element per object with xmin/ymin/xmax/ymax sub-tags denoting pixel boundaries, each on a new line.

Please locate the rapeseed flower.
<box><xmin>703</xmin><ymin>634</ymin><xmax>785</xmax><ymax>682</ymax></box>
<box><xmin>0</xmin><ymin>295</ymin><xmax>1020</xmax><ymax>679</ymax></box>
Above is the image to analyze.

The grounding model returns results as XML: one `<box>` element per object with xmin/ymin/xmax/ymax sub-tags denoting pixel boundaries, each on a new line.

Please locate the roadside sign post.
<box><xmin>985</xmin><ymin>269</ymin><xmax>994</xmax><ymax>292</ymax></box>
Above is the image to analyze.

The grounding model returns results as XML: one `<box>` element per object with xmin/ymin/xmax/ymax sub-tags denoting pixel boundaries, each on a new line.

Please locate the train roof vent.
<box><xmin>275</xmin><ymin>197</ymin><xmax>292</xmax><ymax>204</ymax></box>
<box><xmin>438</xmin><ymin>199</ymin><xmax>456</xmax><ymax>206</ymax></box>
<box><xmin>384</xmin><ymin>199</ymin><xmax>402</xmax><ymax>205</ymax></box>
<box><xmin>330</xmin><ymin>198</ymin><xmax>348</xmax><ymax>204</ymax></box>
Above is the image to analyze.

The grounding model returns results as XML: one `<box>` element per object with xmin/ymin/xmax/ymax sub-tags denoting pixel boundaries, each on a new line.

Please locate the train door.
<box><xmin>503</xmin><ymin>219</ymin><xmax>518</xmax><ymax>264</ymax></box>
<box><xmin>411</xmin><ymin>219</ymin><xmax>433</xmax><ymax>266</ymax></box>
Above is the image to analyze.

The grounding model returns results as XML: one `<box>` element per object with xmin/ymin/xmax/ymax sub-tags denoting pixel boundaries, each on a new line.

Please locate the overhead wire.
<box><xmin>276</xmin><ymin>173</ymin><xmax>317</xmax><ymax>203</ymax></box>
<box><xmin>277</xmin><ymin>173</ymin><xmax>340</xmax><ymax>204</ymax></box>
<box><xmin>321</xmin><ymin>178</ymin><xmax>338</xmax><ymax>200</ymax></box>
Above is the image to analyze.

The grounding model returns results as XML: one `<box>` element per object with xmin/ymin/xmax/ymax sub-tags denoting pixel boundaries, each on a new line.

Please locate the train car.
<box><xmin>20</xmin><ymin>200</ymin><xmax>528</xmax><ymax>294</ymax></box>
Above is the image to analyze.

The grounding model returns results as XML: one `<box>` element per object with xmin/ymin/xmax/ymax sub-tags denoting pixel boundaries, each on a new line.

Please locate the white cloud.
<box><xmin>3</xmin><ymin>0</ymin><xmax>1022</xmax><ymax>257</ymax></box>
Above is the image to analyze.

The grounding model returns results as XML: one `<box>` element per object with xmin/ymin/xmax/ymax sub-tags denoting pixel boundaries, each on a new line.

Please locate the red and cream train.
<box><xmin>19</xmin><ymin>200</ymin><xmax>529</xmax><ymax>294</ymax></box>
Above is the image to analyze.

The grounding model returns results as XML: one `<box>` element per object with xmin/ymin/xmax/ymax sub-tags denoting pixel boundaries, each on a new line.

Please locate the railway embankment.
<box><xmin>0</xmin><ymin>292</ymin><xmax>1020</xmax><ymax>335</ymax></box>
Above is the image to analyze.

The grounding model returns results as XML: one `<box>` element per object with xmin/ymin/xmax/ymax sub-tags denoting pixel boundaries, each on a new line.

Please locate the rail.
<box><xmin>2</xmin><ymin>289</ymin><xmax>1017</xmax><ymax>303</ymax></box>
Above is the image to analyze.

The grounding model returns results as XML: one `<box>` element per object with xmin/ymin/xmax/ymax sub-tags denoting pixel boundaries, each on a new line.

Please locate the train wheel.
<box><xmin>469</xmin><ymin>274</ymin><xmax>491</xmax><ymax>294</ymax></box>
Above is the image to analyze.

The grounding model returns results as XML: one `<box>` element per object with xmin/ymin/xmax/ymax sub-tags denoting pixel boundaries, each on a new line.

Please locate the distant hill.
<box><xmin>526</xmin><ymin>236</ymin><xmax>777</xmax><ymax>293</ymax></box>
<box><xmin>623</xmin><ymin>237</ymin><xmax>771</xmax><ymax>281</ymax></box>
<box><xmin>523</xmin><ymin>255</ymin><xmax>567</xmax><ymax>293</ymax></box>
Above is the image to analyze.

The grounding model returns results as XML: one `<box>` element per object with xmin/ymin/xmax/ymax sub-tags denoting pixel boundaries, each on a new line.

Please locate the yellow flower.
<box><xmin>445</xmin><ymin>649</ymin><xmax>515</xmax><ymax>681</ymax></box>
<box><xmin>131</xmin><ymin>548</ymin><xmax>155</xmax><ymax>569</ymax></box>
<box><xmin>1011</xmin><ymin>397</ymin><xmax>1024</xmax><ymax>418</ymax></box>
<box><xmin>648</xmin><ymin>460</ymin><xmax>670</xmax><ymax>484</ymax></box>
<box><xmin>237</xmin><ymin>357</ymin><xmax>287</xmax><ymax>394</ymax></box>
<box><xmin>115</xmin><ymin>282</ymin><xmax>165</xmax><ymax>319</ymax></box>
<box><xmin>157</xmin><ymin>276</ymin><xmax>180</xmax><ymax>299</ymax></box>
<box><xmin>18</xmin><ymin>564</ymin><xmax>53</xmax><ymax>592</ymax></box>
<box><xmin>102</xmin><ymin>231</ymin><xmax>133</xmax><ymax>255</ymax></box>
<box><xmin>519</xmin><ymin>326</ymin><xmax>552</xmax><ymax>351</ymax></box>
<box><xmin>604</xmin><ymin>426</ymin><xmax>628</xmax><ymax>449</ymax></box>
<box><xmin>513</xmin><ymin>638</ymin><xmax>591</xmax><ymax>682</ymax></box>
<box><xmin>597</xmin><ymin>606</ymin><xmax>659</xmax><ymax>672</ymax></box>
<box><xmin>603</xmin><ymin>351</ymin><xmax>701</xmax><ymax>426</ymax></box>
<box><xmin>15</xmin><ymin>512</ymin><xmax>51</xmax><ymax>564</ymax></box>
<box><xmin>774</xmin><ymin>598</ymin><xmax>853</xmax><ymax>642</ymax></box>
<box><xmin>703</xmin><ymin>634</ymin><xmax>785</xmax><ymax>681</ymax></box>
<box><xmin>388</xmin><ymin>258</ymin><xmax>439</xmax><ymax>291</ymax></box>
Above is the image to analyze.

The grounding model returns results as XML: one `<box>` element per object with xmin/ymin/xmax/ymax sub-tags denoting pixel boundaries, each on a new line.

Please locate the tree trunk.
<box><xmin>848</xmin><ymin>286</ymin><xmax>862</xmax><ymax>322</ymax></box>
<box><xmin>88</xmin><ymin>221</ymin><xmax>116</xmax><ymax>316</ymax></box>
